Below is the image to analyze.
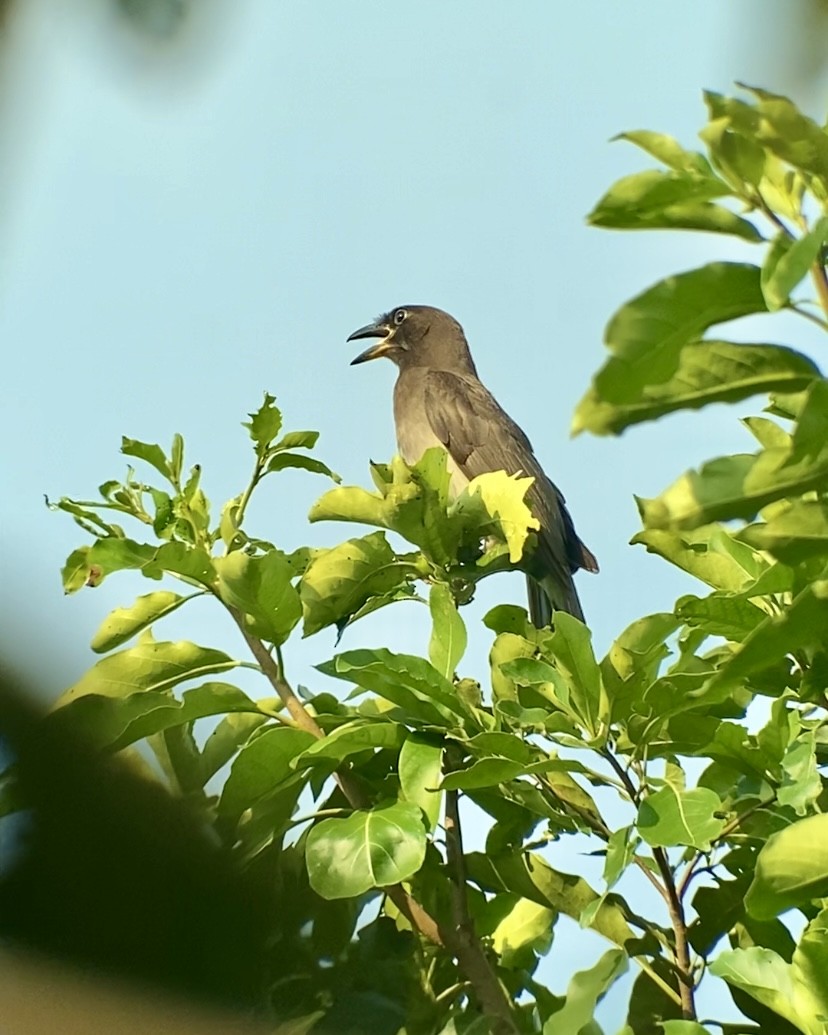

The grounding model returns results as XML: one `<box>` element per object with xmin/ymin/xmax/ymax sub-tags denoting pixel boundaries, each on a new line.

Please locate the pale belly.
<box><xmin>396</xmin><ymin>417</ymin><xmax>468</xmax><ymax>497</ymax></box>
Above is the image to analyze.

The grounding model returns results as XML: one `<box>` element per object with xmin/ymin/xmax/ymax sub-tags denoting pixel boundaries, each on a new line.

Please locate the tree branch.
<box><xmin>652</xmin><ymin>846</ymin><xmax>696</xmax><ymax>1020</ymax></box>
<box><xmin>229</xmin><ymin>610</ymin><xmax>519</xmax><ymax>1034</ymax></box>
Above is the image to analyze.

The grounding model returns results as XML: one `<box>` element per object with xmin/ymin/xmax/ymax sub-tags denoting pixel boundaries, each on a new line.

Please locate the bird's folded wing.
<box><xmin>423</xmin><ymin>370</ymin><xmax>592</xmax><ymax>579</ymax></box>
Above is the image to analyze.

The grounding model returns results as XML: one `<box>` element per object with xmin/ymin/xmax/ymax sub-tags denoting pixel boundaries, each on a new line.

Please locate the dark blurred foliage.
<box><xmin>0</xmin><ymin>663</ymin><xmax>273</xmax><ymax>1010</ymax></box>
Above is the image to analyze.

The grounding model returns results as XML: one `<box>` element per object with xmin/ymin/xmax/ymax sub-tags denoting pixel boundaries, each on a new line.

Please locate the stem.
<box><xmin>602</xmin><ymin>749</ymin><xmax>695</xmax><ymax>1017</ymax></box>
<box><xmin>228</xmin><ymin>609</ymin><xmax>519</xmax><ymax>1034</ymax></box>
<box><xmin>652</xmin><ymin>846</ymin><xmax>696</xmax><ymax>1020</ymax></box>
<box><xmin>444</xmin><ymin>788</ymin><xmax>472</xmax><ymax>934</ymax></box>
<box><xmin>225</xmin><ymin>456</ymin><xmax>266</xmax><ymax>552</ymax></box>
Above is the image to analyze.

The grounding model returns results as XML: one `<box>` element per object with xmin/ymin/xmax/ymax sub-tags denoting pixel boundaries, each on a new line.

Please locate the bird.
<box><xmin>348</xmin><ymin>304</ymin><xmax>597</xmax><ymax>625</ymax></box>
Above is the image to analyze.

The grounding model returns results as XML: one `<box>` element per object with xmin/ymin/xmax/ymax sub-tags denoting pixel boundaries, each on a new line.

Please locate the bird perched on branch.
<box><xmin>348</xmin><ymin>304</ymin><xmax>597</xmax><ymax>625</ymax></box>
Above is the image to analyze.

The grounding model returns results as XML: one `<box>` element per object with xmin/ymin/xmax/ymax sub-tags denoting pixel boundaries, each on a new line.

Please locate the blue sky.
<box><xmin>2</xmin><ymin>0</ymin><xmax>826</xmax><ymax>1024</ymax></box>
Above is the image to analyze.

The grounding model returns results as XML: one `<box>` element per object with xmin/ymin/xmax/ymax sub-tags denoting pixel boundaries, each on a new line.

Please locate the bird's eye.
<box><xmin>393</xmin><ymin>308</ymin><xmax>407</xmax><ymax>326</ymax></box>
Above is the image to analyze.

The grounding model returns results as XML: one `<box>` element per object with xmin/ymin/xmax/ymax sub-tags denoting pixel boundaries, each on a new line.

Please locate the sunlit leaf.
<box><xmin>90</xmin><ymin>590</ymin><xmax>195</xmax><ymax>653</ymax></box>
<box><xmin>428</xmin><ymin>583</ymin><xmax>467</xmax><ymax>679</ymax></box>
<box><xmin>58</xmin><ymin>637</ymin><xmax>239</xmax><ymax>704</ymax></box>
<box><xmin>637</xmin><ymin>785</ymin><xmax>725</xmax><ymax>850</ymax></box>
<box><xmin>215</xmin><ymin>550</ymin><xmax>301</xmax><ymax>645</ymax></box>
<box><xmin>398</xmin><ymin>734</ymin><xmax>443</xmax><ymax>831</ymax></box>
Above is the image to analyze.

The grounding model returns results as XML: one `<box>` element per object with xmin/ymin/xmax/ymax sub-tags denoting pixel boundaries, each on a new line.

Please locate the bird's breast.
<box><xmin>393</xmin><ymin>373</ymin><xmax>468</xmax><ymax>495</ymax></box>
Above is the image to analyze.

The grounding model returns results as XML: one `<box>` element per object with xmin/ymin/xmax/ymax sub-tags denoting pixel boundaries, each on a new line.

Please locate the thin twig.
<box><xmin>602</xmin><ymin>749</ymin><xmax>695</xmax><ymax>1016</ymax></box>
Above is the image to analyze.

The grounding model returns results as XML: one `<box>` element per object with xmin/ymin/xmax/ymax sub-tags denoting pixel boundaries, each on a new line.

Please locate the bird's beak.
<box><xmin>348</xmin><ymin>320</ymin><xmax>395</xmax><ymax>365</ymax></box>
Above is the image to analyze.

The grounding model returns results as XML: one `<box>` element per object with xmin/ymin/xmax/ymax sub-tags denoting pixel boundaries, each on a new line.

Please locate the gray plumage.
<box><xmin>349</xmin><ymin>304</ymin><xmax>597</xmax><ymax>625</ymax></box>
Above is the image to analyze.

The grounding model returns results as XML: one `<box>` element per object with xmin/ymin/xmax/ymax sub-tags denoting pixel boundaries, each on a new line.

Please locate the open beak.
<box><xmin>348</xmin><ymin>320</ymin><xmax>394</xmax><ymax>365</ymax></box>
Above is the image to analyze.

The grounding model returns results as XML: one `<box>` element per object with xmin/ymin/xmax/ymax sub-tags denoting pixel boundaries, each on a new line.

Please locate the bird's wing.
<box><xmin>423</xmin><ymin>370</ymin><xmax>595</xmax><ymax>581</ymax></box>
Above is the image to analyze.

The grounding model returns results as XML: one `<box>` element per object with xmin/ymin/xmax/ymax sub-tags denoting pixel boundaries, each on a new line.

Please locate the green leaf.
<box><xmin>710</xmin><ymin>942</ymin><xmax>828</xmax><ymax>1035</ymax></box>
<box><xmin>49</xmin><ymin>682</ymin><xmax>262</xmax><ymax>753</ymax></box>
<box><xmin>202</xmin><ymin>712</ymin><xmax>270</xmax><ymax>782</ymax></box>
<box><xmin>600</xmin><ymin>613</ymin><xmax>678</xmax><ymax>711</ymax></box>
<box><xmin>492</xmin><ymin>897</ymin><xmax>555</xmax><ymax>968</ymax></box>
<box><xmin>215</xmin><ymin>551</ymin><xmax>301</xmax><ymax>645</ymax></box>
<box><xmin>745</xmin><ymin>814</ymin><xmax>828</xmax><ymax>920</ymax></box>
<box><xmin>62</xmin><ymin>537</ymin><xmax>159</xmax><ymax>591</ymax></box>
<box><xmin>637</xmin><ymin>786</ymin><xmax>725</xmax><ymax>850</ymax></box>
<box><xmin>273</xmin><ymin>430</ymin><xmax>319</xmax><ymax>451</ymax></box>
<box><xmin>218</xmin><ymin>726</ymin><xmax>316</xmax><ymax>822</ymax></box>
<box><xmin>440</xmin><ymin>757</ymin><xmax>527</xmax><ymax>791</ymax></box>
<box><xmin>295</xmin><ymin>721</ymin><xmax>405</xmax><ymax>766</ymax></box>
<box><xmin>544</xmin><ymin>613</ymin><xmax>607</xmax><ymax>738</ymax></box>
<box><xmin>706</xmin><ymin>580</ymin><xmax>828</xmax><ymax>698</ymax></box>
<box><xmin>305</xmin><ymin>801</ymin><xmax>427</xmax><ymax>899</ymax></box>
<box><xmin>742</xmin><ymin>84</ymin><xmax>828</xmax><ymax>182</ymax></box>
<box><xmin>675</xmin><ymin>592</ymin><xmax>766</xmax><ymax>640</ymax></box>
<box><xmin>61</xmin><ymin>546</ymin><xmax>92</xmax><ymax>593</ymax></box>
<box><xmin>631</xmin><ymin>524</ymin><xmax>768</xmax><ymax>591</ymax></box>
<box><xmin>454</xmin><ymin>470</ymin><xmax>539</xmax><ymax>563</ymax></box>
<box><xmin>589</xmin><ymin>168</ymin><xmax>760</xmax><ymax>240</ymax></box>
<box><xmin>739</xmin><ymin>500</ymin><xmax>828</xmax><ymax>564</ymax></box>
<box><xmin>778</xmin><ymin>731</ymin><xmax>821</xmax><ymax>816</ymax></box>
<box><xmin>543</xmin><ymin>949</ymin><xmax>628</xmax><ymax>1035</ymax></box>
<box><xmin>614</xmin><ymin>130</ymin><xmax>717</xmax><ymax>175</ymax></box>
<box><xmin>120</xmin><ymin>437</ymin><xmax>171</xmax><ymax>480</ymax></box>
<box><xmin>428</xmin><ymin>583</ymin><xmax>467</xmax><ymax>679</ymax></box>
<box><xmin>152</xmin><ymin>542</ymin><xmax>217</xmax><ymax>587</ymax></box>
<box><xmin>762</xmin><ymin>217</ymin><xmax>828</xmax><ymax>310</ymax></box>
<box><xmin>58</xmin><ymin>637</ymin><xmax>239</xmax><ymax>704</ymax></box>
<box><xmin>466</xmin><ymin>850</ymin><xmax>637</xmax><ymax>949</ymax></box>
<box><xmin>300</xmin><ymin>532</ymin><xmax>418</xmax><ymax>637</ymax></box>
<box><xmin>575</xmin><ymin>340</ymin><xmax>818</xmax><ymax>435</ymax></box>
<box><xmin>318</xmin><ymin>648</ymin><xmax>468</xmax><ymax>728</ymax></box>
<box><xmin>573</xmin><ymin>263</ymin><xmax>768</xmax><ymax>436</ymax></box>
<box><xmin>638</xmin><ymin>379</ymin><xmax>828</xmax><ymax>530</ymax></box>
<box><xmin>90</xmin><ymin>590</ymin><xmax>194</xmax><ymax>652</ymax></box>
<box><xmin>244</xmin><ymin>393</ymin><xmax>282</xmax><ymax>455</ymax></box>
<box><xmin>659</xmin><ymin>1024</ymin><xmax>713</xmax><ymax>1035</ymax></box>
<box><xmin>266</xmin><ymin>452</ymin><xmax>340</xmax><ymax>482</ymax></box>
<box><xmin>398</xmin><ymin>734</ymin><xmax>443</xmax><ymax>831</ymax></box>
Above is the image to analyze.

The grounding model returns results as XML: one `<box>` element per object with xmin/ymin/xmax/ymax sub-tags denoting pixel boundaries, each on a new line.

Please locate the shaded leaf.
<box><xmin>318</xmin><ymin>648</ymin><xmax>468</xmax><ymax>728</ymax></box>
<box><xmin>218</xmin><ymin>726</ymin><xmax>316</xmax><ymax>822</ymax></box>
<box><xmin>745</xmin><ymin>814</ymin><xmax>828</xmax><ymax>920</ymax></box>
<box><xmin>576</xmin><ymin>340</ymin><xmax>818</xmax><ymax>435</ymax></box>
<box><xmin>306</xmin><ymin>801</ymin><xmax>427</xmax><ymax>899</ymax></box>
<box><xmin>573</xmin><ymin>263</ymin><xmax>768</xmax><ymax>437</ymax></box>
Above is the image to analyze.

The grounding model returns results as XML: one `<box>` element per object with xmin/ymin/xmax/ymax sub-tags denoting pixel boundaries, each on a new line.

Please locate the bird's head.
<box><xmin>348</xmin><ymin>305</ymin><xmax>477</xmax><ymax>375</ymax></box>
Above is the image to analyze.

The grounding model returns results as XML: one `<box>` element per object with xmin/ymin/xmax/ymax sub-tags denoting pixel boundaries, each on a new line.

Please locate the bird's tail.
<box><xmin>526</xmin><ymin>573</ymin><xmax>585</xmax><ymax>627</ymax></box>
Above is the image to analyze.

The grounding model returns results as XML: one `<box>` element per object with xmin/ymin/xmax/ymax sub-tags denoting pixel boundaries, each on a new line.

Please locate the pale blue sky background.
<box><xmin>2</xmin><ymin>0</ymin><xmax>826</xmax><ymax>1026</ymax></box>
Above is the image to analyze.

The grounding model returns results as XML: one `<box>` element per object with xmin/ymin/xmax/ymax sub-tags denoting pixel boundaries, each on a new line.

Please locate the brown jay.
<box><xmin>349</xmin><ymin>304</ymin><xmax>597</xmax><ymax>625</ymax></box>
